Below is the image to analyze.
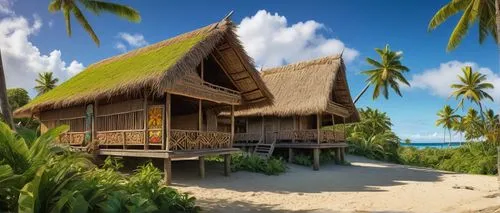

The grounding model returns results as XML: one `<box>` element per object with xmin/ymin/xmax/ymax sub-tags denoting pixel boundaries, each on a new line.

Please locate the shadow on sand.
<box><xmin>169</xmin><ymin>155</ymin><xmax>448</xmax><ymax>194</ymax></box>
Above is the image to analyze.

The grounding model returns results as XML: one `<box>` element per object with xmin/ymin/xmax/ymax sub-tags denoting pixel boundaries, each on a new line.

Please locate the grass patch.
<box><xmin>21</xmin><ymin>32</ymin><xmax>207</xmax><ymax>110</ymax></box>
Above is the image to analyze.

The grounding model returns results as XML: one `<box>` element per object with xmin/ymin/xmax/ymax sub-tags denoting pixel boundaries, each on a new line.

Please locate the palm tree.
<box><xmin>452</xmin><ymin>116</ymin><xmax>466</xmax><ymax>144</ymax></box>
<box><xmin>450</xmin><ymin>66</ymin><xmax>494</xmax><ymax>119</ymax></box>
<box><xmin>354</xmin><ymin>107</ymin><xmax>393</xmax><ymax>136</ymax></box>
<box><xmin>48</xmin><ymin>0</ymin><xmax>141</xmax><ymax>46</ymax></box>
<box><xmin>35</xmin><ymin>72</ymin><xmax>59</xmax><ymax>96</ymax></box>
<box><xmin>436</xmin><ymin>105</ymin><xmax>460</xmax><ymax>144</ymax></box>
<box><xmin>483</xmin><ymin>109</ymin><xmax>500</xmax><ymax>143</ymax></box>
<box><xmin>428</xmin><ymin>0</ymin><xmax>499</xmax><ymax>51</ymax></box>
<box><xmin>0</xmin><ymin>50</ymin><xmax>14</xmax><ymax>129</ymax></box>
<box><xmin>463</xmin><ymin>108</ymin><xmax>483</xmax><ymax>140</ymax></box>
<box><xmin>353</xmin><ymin>45</ymin><xmax>410</xmax><ymax>104</ymax></box>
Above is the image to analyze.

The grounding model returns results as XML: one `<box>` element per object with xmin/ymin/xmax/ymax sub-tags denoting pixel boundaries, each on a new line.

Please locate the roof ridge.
<box><xmin>88</xmin><ymin>21</ymin><xmax>222</xmax><ymax>69</ymax></box>
<box><xmin>260</xmin><ymin>55</ymin><xmax>342</xmax><ymax>76</ymax></box>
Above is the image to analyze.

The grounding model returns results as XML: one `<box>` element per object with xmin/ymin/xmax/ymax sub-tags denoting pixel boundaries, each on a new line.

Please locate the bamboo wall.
<box><xmin>39</xmin><ymin>105</ymin><xmax>86</xmax><ymax>133</ymax></box>
<box><xmin>96</xmin><ymin>99</ymin><xmax>145</xmax><ymax>131</ymax></box>
<box><xmin>242</xmin><ymin>115</ymin><xmax>318</xmax><ymax>134</ymax></box>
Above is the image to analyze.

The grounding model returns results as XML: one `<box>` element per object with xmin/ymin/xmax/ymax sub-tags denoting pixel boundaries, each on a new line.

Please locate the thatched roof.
<box><xmin>15</xmin><ymin>18</ymin><xmax>272</xmax><ymax>117</ymax></box>
<box><xmin>235</xmin><ymin>55</ymin><xmax>360</xmax><ymax>123</ymax></box>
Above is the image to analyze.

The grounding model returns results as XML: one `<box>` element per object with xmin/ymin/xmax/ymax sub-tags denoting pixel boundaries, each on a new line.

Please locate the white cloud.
<box><xmin>66</xmin><ymin>60</ymin><xmax>85</xmax><ymax>75</ymax></box>
<box><xmin>114</xmin><ymin>42</ymin><xmax>127</xmax><ymax>52</ymax></box>
<box><xmin>48</xmin><ymin>20</ymin><xmax>53</xmax><ymax>28</ymax></box>
<box><xmin>114</xmin><ymin>32</ymin><xmax>148</xmax><ymax>52</ymax></box>
<box><xmin>0</xmin><ymin>15</ymin><xmax>85</xmax><ymax>95</ymax></box>
<box><xmin>237</xmin><ymin>10</ymin><xmax>359</xmax><ymax>68</ymax></box>
<box><xmin>408</xmin><ymin>61</ymin><xmax>500</xmax><ymax>102</ymax></box>
<box><xmin>0</xmin><ymin>0</ymin><xmax>14</xmax><ymax>15</ymax></box>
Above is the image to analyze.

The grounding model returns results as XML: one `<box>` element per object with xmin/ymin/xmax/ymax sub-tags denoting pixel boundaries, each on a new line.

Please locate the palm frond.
<box><xmin>79</xmin><ymin>0</ymin><xmax>141</xmax><ymax>22</ymax></box>
<box><xmin>428</xmin><ymin>0</ymin><xmax>469</xmax><ymax>30</ymax></box>
<box><xmin>72</xmin><ymin>5</ymin><xmax>100</xmax><ymax>46</ymax></box>
<box><xmin>447</xmin><ymin>2</ymin><xmax>475</xmax><ymax>51</ymax></box>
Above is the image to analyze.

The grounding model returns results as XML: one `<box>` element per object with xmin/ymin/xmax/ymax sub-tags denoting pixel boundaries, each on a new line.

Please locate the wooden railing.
<box><xmin>169</xmin><ymin>130</ymin><xmax>232</xmax><ymax>151</ymax></box>
<box><xmin>58</xmin><ymin>132</ymin><xmax>86</xmax><ymax>146</ymax></box>
<box><xmin>234</xmin><ymin>133</ymin><xmax>261</xmax><ymax>143</ymax></box>
<box><xmin>234</xmin><ymin>130</ymin><xmax>345</xmax><ymax>144</ymax></box>
<box><xmin>182</xmin><ymin>75</ymin><xmax>241</xmax><ymax>96</ymax></box>
<box><xmin>96</xmin><ymin>130</ymin><xmax>146</xmax><ymax>146</ymax></box>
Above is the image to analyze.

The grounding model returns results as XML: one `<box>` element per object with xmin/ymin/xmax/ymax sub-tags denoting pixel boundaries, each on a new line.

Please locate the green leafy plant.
<box><xmin>0</xmin><ymin>122</ymin><xmax>200</xmax><ymax>213</ymax></box>
<box><xmin>292</xmin><ymin>154</ymin><xmax>312</xmax><ymax>166</ymax></box>
<box><xmin>231</xmin><ymin>154</ymin><xmax>287</xmax><ymax>175</ymax></box>
<box><xmin>398</xmin><ymin>142</ymin><xmax>497</xmax><ymax>175</ymax></box>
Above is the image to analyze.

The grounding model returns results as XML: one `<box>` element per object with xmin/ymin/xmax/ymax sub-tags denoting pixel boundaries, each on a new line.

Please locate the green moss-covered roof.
<box><xmin>16</xmin><ymin>22</ymin><xmax>226</xmax><ymax>116</ymax></box>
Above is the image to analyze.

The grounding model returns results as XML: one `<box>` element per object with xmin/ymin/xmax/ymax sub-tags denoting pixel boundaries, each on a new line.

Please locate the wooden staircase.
<box><xmin>253</xmin><ymin>132</ymin><xmax>276</xmax><ymax>159</ymax></box>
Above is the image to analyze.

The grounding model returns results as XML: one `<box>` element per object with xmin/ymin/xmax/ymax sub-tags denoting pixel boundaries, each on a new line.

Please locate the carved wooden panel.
<box><xmin>125</xmin><ymin>131</ymin><xmax>144</xmax><ymax>145</ymax></box>
<box><xmin>97</xmin><ymin>130</ymin><xmax>144</xmax><ymax>146</ymax></box>
<box><xmin>169</xmin><ymin>130</ymin><xmax>232</xmax><ymax>151</ymax></box>
<box><xmin>58</xmin><ymin>132</ymin><xmax>85</xmax><ymax>146</ymax></box>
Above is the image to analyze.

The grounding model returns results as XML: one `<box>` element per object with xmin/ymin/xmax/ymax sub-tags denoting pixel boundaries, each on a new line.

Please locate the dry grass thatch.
<box><xmin>235</xmin><ymin>55</ymin><xmax>360</xmax><ymax>123</ymax></box>
<box><xmin>14</xmin><ymin>18</ymin><xmax>271</xmax><ymax>117</ymax></box>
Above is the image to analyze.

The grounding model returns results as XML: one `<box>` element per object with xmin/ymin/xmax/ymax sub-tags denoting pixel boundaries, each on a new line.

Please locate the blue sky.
<box><xmin>1</xmin><ymin>0</ymin><xmax>499</xmax><ymax>142</ymax></box>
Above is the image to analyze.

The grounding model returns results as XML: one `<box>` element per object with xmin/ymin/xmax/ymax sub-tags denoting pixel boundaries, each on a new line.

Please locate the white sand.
<box><xmin>171</xmin><ymin>155</ymin><xmax>499</xmax><ymax>213</ymax></box>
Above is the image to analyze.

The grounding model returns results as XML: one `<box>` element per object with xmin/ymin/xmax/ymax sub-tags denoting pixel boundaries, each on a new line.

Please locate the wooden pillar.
<box><xmin>199</xmin><ymin>156</ymin><xmax>205</xmax><ymax>178</ymax></box>
<box><xmin>313</xmin><ymin>148</ymin><xmax>320</xmax><ymax>170</ymax></box>
<box><xmin>230</xmin><ymin>105</ymin><xmax>235</xmax><ymax>143</ymax></box>
<box><xmin>340</xmin><ymin>147</ymin><xmax>346</xmax><ymax>163</ymax></box>
<box><xmin>224</xmin><ymin>154</ymin><xmax>231</xmax><ymax>176</ymax></box>
<box><xmin>144</xmin><ymin>91</ymin><xmax>149</xmax><ymax>150</ymax></box>
<box><xmin>261</xmin><ymin>116</ymin><xmax>265</xmax><ymax>142</ymax></box>
<box><xmin>245</xmin><ymin>118</ymin><xmax>249</xmax><ymax>133</ymax></box>
<box><xmin>292</xmin><ymin>116</ymin><xmax>297</xmax><ymax>143</ymax></box>
<box><xmin>164</xmin><ymin>157</ymin><xmax>172</xmax><ymax>185</ymax></box>
<box><xmin>92</xmin><ymin>101</ymin><xmax>97</xmax><ymax>143</ymax></box>
<box><xmin>331</xmin><ymin>114</ymin><xmax>335</xmax><ymax>142</ymax></box>
<box><xmin>343</xmin><ymin>117</ymin><xmax>346</xmax><ymax>141</ymax></box>
<box><xmin>288</xmin><ymin>148</ymin><xmax>294</xmax><ymax>162</ymax></box>
<box><xmin>164</xmin><ymin>93</ymin><xmax>171</xmax><ymax>151</ymax></box>
<box><xmin>335</xmin><ymin>148</ymin><xmax>341</xmax><ymax>164</ymax></box>
<box><xmin>317</xmin><ymin>113</ymin><xmax>322</xmax><ymax>144</ymax></box>
<box><xmin>198</xmin><ymin>100</ymin><xmax>203</xmax><ymax>131</ymax></box>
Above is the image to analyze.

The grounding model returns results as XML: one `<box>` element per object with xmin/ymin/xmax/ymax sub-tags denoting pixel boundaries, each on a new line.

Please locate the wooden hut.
<box><xmin>13</xmin><ymin>17</ymin><xmax>273</xmax><ymax>183</ymax></box>
<box><xmin>232</xmin><ymin>56</ymin><xmax>359</xmax><ymax>170</ymax></box>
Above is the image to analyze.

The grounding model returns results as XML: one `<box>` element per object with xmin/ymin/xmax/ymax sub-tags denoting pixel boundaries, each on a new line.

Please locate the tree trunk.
<box><xmin>449</xmin><ymin>129</ymin><xmax>452</xmax><ymax>147</ymax></box>
<box><xmin>496</xmin><ymin>0</ymin><xmax>500</xmax><ymax>45</ymax></box>
<box><xmin>443</xmin><ymin>128</ymin><xmax>446</xmax><ymax>143</ymax></box>
<box><xmin>353</xmin><ymin>83</ymin><xmax>370</xmax><ymax>104</ymax></box>
<box><xmin>479</xmin><ymin>102</ymin><xmax>485</xmax><ymax>122</ymax></box>
<box><xmin>0</xmin><ymin>49</ymin><xmax>14</xmax><ymax>129</ymax></box>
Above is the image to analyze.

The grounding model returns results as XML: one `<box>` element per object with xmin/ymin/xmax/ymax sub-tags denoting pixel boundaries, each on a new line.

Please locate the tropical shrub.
<box><xmin>231</xmin><ymin>153</ymin><xmax>287</xmax><ymax>175</ymax></box>
<box><xmin>0</xmin><ymin>122</ymin><xmax>200</xmax><ymax>212</ymax></box>
<box><xmin>292</xmin><ymin>151</ymin><xmax>336</xmax><ymax>167</ymax></box>
<box><xmin>398</xmin><ymin>142</ymin><xmax>497</xmax><ymax>175</ymax></box>
<box><xmin>349</xmin><ymin>131</ymin><xmax>400</xmax><ymax>162</ymax></box>
<box><xmin>292</xmin><ymin>154</ymin><xmax>312</xmax><ymax>166</ymax></box>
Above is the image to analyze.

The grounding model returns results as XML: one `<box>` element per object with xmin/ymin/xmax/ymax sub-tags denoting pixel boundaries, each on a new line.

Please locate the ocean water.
<box><xmin>399</xmin><ymin>142</ymin><xmax>463</xmax><ymax>149</ymax></box>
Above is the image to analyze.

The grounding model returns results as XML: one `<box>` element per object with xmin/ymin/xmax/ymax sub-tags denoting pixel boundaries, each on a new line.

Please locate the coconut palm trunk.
<box><xmin>0</xmin><ymin>49</ymin><xmax>14</xmax><ymax>129</ymax></box>
<box><xmin>496</xmin><ymin>0</ymin><xmax>500</xmax><ymax>45</ymax></box>
<box><xmin>354</xmin><ymin>83</ymin><xmax>370</xmax><ymax>104</ymax></box>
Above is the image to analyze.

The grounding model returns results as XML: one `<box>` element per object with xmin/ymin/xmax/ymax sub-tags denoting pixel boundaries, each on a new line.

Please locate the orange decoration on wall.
<box><xmin>148</xmin><ymin>107</ymin><xmax>163</xmax><ymax>129</ymax></box>
<box><xmin>147</xmin><ymin>106</ymin><xmax>164</xmax><ymax>144</ymax></box>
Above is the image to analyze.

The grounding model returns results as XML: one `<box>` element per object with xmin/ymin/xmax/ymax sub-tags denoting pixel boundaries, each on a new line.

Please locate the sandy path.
<box><xmin>170</xmin><ymin>155</ymin><xmax>499</xmax><ymax>213</ymax></box>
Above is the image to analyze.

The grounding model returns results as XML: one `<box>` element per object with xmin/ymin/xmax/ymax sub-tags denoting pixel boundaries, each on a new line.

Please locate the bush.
<box><xmin>398</xmin><ymin>142</ymin><xmax>497</xmax><ymax>175</ymax></box>
<box><xmin>0</xmin><ymin>122</ymin><xmax>200</xmax><ymax>212</ymax></box>
<box><xmin>231</xmin><ymin>154</ymin><xmax>287</xmax><ymax>175</ymax></box>
<box><xmin>292</xmin><ymin>154</ymin><xmax>312</xmax><ymax>166</ymax></box>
